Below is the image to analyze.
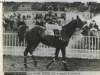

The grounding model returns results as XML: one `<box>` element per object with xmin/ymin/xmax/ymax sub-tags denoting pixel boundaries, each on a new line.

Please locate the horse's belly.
<box><xmin>42</xmin><ymin>35</ymin><xmax>64</xmax><ymax>47</ymax></box>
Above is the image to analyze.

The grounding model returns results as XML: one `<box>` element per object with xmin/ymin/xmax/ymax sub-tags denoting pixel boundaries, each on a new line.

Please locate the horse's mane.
<box><xmin>62</xmin><ymin>20</ymin><xmax>77</xmax><ymax>32</ymax></box>
<box><xmin>60</xmin><ymin>20</ymin><xmax>78</xmax><ymax>41</ymax></box>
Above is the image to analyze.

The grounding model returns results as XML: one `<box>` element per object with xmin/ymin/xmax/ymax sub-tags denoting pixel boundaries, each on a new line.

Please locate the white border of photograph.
<box><xmin>0</xmin><ymin>2</ymin><xmax>3</xmax><ymax>75</ymax></box>
<box><xmin>1</xmin><ymin>0</ymin><xmax>100</xmax><ymax>75</ymax></box>
<box><xmin>1</xmin><ymin>0</ymin><xmax>98</xmax><ymax>3</ymax></box>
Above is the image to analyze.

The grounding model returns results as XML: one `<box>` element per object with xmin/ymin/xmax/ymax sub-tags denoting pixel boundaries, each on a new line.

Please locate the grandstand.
<box><xmin>3</xmin><ymin>2</ymin><xmax>100</xmax><ymax>12</ymax></box>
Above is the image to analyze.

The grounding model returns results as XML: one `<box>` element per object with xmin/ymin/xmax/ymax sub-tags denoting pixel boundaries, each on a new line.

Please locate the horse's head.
<box><xmin>62</xmin><ymin>19</ymin><xmax>85</xmax><ymax>32</ymax></box>
<box><xmin>61</xmin><ymin>19</ymin><xmax>85</xmax><ymax>41</ymax></box>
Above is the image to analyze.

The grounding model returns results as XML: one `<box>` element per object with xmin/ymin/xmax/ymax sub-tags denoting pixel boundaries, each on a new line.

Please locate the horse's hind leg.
<box><xmin>46</xmin><ymin>48</ymin><xmax>60</xmax><ymax>69</ymax></box>
<box><xmin>28</xmin><ymin>43</ymin><xmax>39</xmax><ymax>67</ymax></box>
<box><xmin>24</xmin><ymin>46</ymin><xmax>29</xmax><ymax>70</ymax></box>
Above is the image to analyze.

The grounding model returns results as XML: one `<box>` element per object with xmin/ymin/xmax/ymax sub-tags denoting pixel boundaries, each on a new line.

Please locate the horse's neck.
<box><xmin>61</xmin><ymin>28</ymin><xmax>75</xmax><ymax>41</ymax></box>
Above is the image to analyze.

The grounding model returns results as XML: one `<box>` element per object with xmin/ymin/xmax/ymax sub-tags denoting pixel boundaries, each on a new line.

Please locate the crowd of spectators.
<box><xmin>3</xmin><ymin>5</ymin><xmax>99</xmax><ymax>34</ymax></box>
<box><xmin>3</xmin><ymin>7</ymin><xmax>66</xmax><ymax>32</ymax></box>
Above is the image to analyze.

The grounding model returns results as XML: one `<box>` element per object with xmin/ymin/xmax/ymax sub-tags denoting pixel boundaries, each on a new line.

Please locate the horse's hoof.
<box><xmin>62</xmin><ymin>61</ymin><xmax>70</xmax><ymax>71</ymax></box>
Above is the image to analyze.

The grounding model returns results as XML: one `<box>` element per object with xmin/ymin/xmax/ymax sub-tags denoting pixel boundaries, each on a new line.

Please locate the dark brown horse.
<box><xmin>18</xmin><ymin>19</ymin><xmax>84</xmax><ymax>70</ymax></box>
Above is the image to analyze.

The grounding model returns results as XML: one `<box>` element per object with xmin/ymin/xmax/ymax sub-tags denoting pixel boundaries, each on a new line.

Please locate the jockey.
<box><xmin>34</xmin><ymin>13</ymin><xmax>45</xmax><ymax>27</ymax></box>
<box><xmin>44</xmin><ymin>6</ymin><xmax>58</xmax><ymax>24</ymax></box>
<box><xmin>44</xmin><ymin>6</ymin><xmax>62</xmax><ymax>39</ymax></box>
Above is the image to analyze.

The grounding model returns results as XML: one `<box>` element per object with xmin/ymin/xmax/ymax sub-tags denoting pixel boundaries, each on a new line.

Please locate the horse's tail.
<box><xmin>18</xmin><ymin>25</ymin><xmax>28</xmax><ymax>43</ymax></box>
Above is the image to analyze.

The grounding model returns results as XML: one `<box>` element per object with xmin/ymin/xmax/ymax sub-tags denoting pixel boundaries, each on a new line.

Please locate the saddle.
<box><xmin>45</xmin><ymin>23</ymin><xmax>62</xmax><ymax>39</ymax></box>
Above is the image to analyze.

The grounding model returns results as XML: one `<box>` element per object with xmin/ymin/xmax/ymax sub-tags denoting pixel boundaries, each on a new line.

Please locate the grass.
<box><xmin>3</xmin><ymin>55</ymin><xmax>100</xmax><ymax>71</ymax></box>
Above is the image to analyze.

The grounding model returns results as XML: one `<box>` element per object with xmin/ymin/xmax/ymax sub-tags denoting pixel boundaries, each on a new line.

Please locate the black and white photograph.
<box><xmin>2</xmin><ymin>0</ymin><xmax>100</xmax><ymax>73</ymax></box>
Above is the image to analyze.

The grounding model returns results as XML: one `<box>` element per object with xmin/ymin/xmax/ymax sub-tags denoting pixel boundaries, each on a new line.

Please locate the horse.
<box><xmin>18</xmin><ymin>19</ymin><xmax>84</xmax><ymax>70</ymax></box>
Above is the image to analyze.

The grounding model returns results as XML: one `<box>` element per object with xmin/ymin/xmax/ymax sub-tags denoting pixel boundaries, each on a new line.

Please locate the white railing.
<box><xmin>3</xmin><ymin>33</ymin><xmax>100</xmax><ymax>59</ymax></box>
<box><xmin>3</xmin><ymin>33</ymin><xmax>50</xmax><ymax>48</ymax></box>
<box><xmin>3</xmin><ymin>33</ymin><xmax>54</xmax><ymax>56</ymax></box>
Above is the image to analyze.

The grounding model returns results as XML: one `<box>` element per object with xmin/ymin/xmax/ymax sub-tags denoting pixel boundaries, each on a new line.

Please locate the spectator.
<box><xmin>17</xmin><ymin>18</ymin><xmax>26</xmax><ymax>28</ymax></box>
<box><xmin>89</xmin><ymin>20</ymin><xmax>99</xmax><ymax>31</ymax></box>
<box><xmin>3</xmin><ymin>17</ymin><xmax>9</xmax><ymax>31</ymax></box>
<box><xmin>17</xmin><ymin>14</ymin><xmax>21</xmax><ymax>21</ymax></box>
<box><xmin>23</xmin><ymin>15</ymin><xmax>26</xmax><ymax>20</ymax></box>
<box><xmin>60</xmin><ymin>13</ymin><xmax>66</xmax><ymax>20</ymax></box>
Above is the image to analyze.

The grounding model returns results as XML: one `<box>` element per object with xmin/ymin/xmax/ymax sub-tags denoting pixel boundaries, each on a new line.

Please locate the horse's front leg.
<box><xmin>46</xmin><ymin>48</ymin><xmax>60</xmax><ymax>69</ymax></box>
<box><xmin>61</xmin><ymin>47</ymin><xmax>69</xmax><ymax>71</ymax></box>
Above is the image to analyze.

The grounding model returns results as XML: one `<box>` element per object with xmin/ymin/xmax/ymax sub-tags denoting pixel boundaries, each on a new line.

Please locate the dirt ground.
<box><xmin>3</xmin><ymin>55</ymin><xmax>100</xmax><ymax>71</ymax></box>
